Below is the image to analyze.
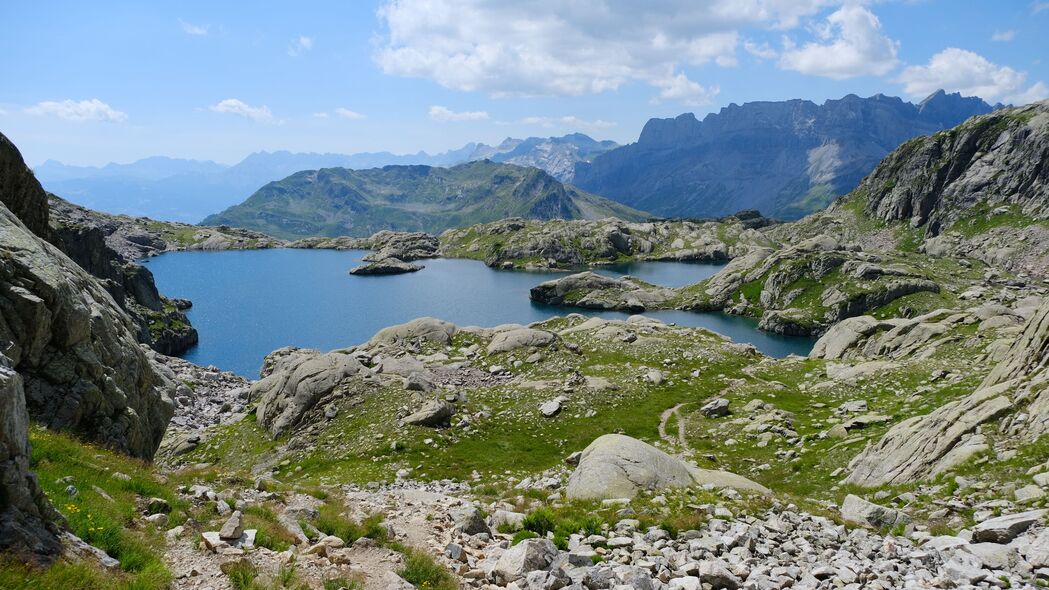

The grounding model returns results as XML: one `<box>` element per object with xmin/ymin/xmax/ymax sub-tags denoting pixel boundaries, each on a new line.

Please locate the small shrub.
<box><xmin>221</xmin><ymin>560</ymin><xmax>259</xmax><ymax>590</ymax></box>
<box><xmin>511</xmin><ymin>530</ymin><xmax>539</xmax><ymax>545</ymax></box>
<box><xmin>522</xmin><ymin>508</ymin><xmax>556</xmax><ymax>535</ymax></box>
<box><xmin>397</xmin><ymin>547</ymin><xmax>458</xmax><ymax>590</ymax></box>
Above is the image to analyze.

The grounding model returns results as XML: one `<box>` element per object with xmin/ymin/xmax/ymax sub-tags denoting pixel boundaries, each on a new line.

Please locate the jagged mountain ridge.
<box><xmin>573</xmin><ymin>90</ymin><xmax>996</xmax><ymax>220</ymax></box>
<box><xmin>33</xmin><ymin>134</ymin><xmax>617</xmax><ymax>224</ymax></box>
<box><xmin>202</xmin><ymin>160</ymin><xmax>645</xmax><ymax>239</ymax></box>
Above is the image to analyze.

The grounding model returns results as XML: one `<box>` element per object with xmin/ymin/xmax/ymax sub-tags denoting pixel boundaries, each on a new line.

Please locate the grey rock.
<box><xmin>493</xmin><ymin>537</ymin><xmax>559</xmax><ymax>584</ymax></box>
<box><xmin>565</xmin><ymin>434</ymin><xmax>768</xmax><ymax>500</ymax></box>
<box><xmin>349</xmin><ymin>256</ymin><xmax>422</xmax><ymax>275</ymax></box>
<box><xmin>488</xmin><ymin>328</ymin><xmax>557</xmax><ymax>355</ymax></box>
<box><xmin>449</xmin><ymin>504</ymin><xmax>490</xmax><ymax>536</ymax></box>
<box><xmin>0</xmin><ymin>357</ymin><xmax>60</xmax><ymax>562</ymax></box>
<box><xmin>254</xmin><ymin>349</ymin><xmax>364</xmax><ymax>438</ymax></box>
<box><xmin>402</xmin><ymin>399</ymin><xmax>456</xmax><ymax>427</ymax></box>
<box><xmin>971</xmin><ymin>510</ymin><xmax>1047</xmax><ymax>543</ymax></box>
<box><xmin>700</xmin><ymin>398</ymin><xmax>730</xmax><ymax>418</ymax></box>
<box><xmin>839</xmin><ymin>494</ymin><xmax>909</xmax><ymax>528</ymax></box>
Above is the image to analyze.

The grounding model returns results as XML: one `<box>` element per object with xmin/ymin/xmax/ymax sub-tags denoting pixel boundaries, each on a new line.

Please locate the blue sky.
<box><xmin>2</xmin><ymin>1</ymin><xmax>1047</xmax><ymax>166</ymax></box>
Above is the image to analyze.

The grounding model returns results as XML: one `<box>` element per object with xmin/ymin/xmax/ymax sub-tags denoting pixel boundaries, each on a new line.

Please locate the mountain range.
<box><xmin>202</xmin><ymin>160</ymin><xmax>643</xmax><ymax>239</ymax></box>
<box><xmin>34</xmin><ymin>134</ymin><xmax>618</xmax><ymax>224</ymax></box>
<box><xmin>573</xmin><ymin>90</ymin><xmax>997</xmax><ymax>219</ymax></box>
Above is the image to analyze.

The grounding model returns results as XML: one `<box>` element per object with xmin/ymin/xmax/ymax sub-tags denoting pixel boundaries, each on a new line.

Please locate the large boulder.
<box><xmin>0</xmin><ymin>357</ymin><xmax>60</xmax><ymax>562</ymax></box>
<box><xmin>565</xmin><ymin>434</ymin><xmax>768</xmax><ymax>500</ymax></box>
<box><xmin>367</xmin><ymin>317</ymin><xmax>457</xmax><ymax>347</ymax></box>
<box><xmin>492</xmin><ymin>537</ymin><xmax>559</xmax><ymax>584</ymax></box>
<box><xmin>402</xmin><ymin>399</ymin><xmax>455</xmax><ymax>427</ymax></box>
<box><xmin>971</xmin><ymin>510</ymin><xmax>1047</xmax><ymax>543</ymax></box>
<box><xmin>840</xmin><ymin>494</ymin><xmax>909</xmax><ymax>528</ymax></box>
<box><xmin>487</xmin><ymin>328</ymin><xmax>557</xmax><ymax>355</ymax></box>
<box><xmin>254</xmin><ymin>349</ymin><xmax>364</xmax><ymax>438</ymax></box>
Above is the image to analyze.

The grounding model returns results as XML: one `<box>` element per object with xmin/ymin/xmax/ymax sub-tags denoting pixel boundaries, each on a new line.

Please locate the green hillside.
<box><xmin>203</xmin><ymin>160</ymin><xmax>646</xmax><ymax>239</ymax></box>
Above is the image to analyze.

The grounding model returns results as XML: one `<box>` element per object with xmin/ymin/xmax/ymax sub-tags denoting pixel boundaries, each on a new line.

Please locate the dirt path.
<box><xmin>658</xmin><ymin>403</ymin><xmax>689</xmax><ymax>451</ymax></box>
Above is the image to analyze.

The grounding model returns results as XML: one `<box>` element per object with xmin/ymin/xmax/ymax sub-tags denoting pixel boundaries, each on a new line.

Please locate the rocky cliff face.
<box><xmin>859</xmin><ymin>101</ymin><xmax>1049</xmax><ymax>232</ymax></box>
<box><xmin>47</xmin><ymin>196</ymin><xmax>199</xmax><ymax>355</ymax></box>
<box><xmin>0</xmin><ymin>134</ymin><xmax>175</xmax><ymax>459</ymax></box>
<box><xmin>0</xmin><ymin>355</ymin><xmax>61</xmax><ymax>562</ymax></box>
<box><xmin>0</xmin><ymin>134</ymin><xmax>50</xmax><ymax>238</ymax></box>
<box><xmin>574</xmin><ymin>91</ymin><xmax>994</xmax><ymax>220</ymax></box>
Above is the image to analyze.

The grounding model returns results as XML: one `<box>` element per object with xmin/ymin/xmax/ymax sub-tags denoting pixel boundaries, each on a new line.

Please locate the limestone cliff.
<box><xmin>0</xmin><ymin>133</ymin><xmax>175</xmax><ymax>459</ymax></box>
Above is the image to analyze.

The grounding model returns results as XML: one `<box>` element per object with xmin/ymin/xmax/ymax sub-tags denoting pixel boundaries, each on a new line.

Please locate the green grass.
<box><xmin>313</xmin><ymin>503</ymin><xmax>388</xmax><ymax>545</ymax></box>
<box><xmin>395</xmin><ymin>545</ymin><xmax>459</xmax><ymax>590</ymax></box>
<box><xmin>11</xmin><ymin>427</ymin><xmax>186</xmax><ymax>589</ymax></box>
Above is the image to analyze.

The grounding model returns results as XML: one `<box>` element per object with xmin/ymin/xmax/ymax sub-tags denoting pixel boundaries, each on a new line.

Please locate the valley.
<box><xmin>3</xmin><ymin>55</ymin><xmax>1049</xmax><ymax>590</ymax></box>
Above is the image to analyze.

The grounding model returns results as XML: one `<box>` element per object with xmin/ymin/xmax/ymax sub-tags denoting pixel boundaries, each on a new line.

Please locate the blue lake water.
<box><xmin>145</xmin><ymin>249</ymin><xmax>814</xmax><ymax>377</ymax></box>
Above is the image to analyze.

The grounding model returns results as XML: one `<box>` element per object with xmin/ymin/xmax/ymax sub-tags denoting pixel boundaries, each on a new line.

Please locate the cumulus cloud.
<box><xmin>374</xmin><ymin>0</ymin><xmax>835</xmax><ymax>104</ymax></box>
<box><xmin>743</xmin><ymin>40</ymin><xmax>778</xmax><ymax>60</ymax></box>
<box><xmin>653</xmin><ymin>73</ymin><xmax>720</xmax><ymax>106</ymax></box>
<box><xmin>779</xmin><ymin>4</ymin><xmax>899</xmax><ymax>79</ymax></box>
<box><xmin>429</xmin><ymin>105</ymin><xmax>489</xmax><ymax>122</ymax></box>
<box><xmin>1006</xmin><ymin>81</ymin><xmax>1049</xmax><ymax>105</ymax></box>
<box><xmin>26</xmin><ymin>99</ymin><xmax>127</xmax><ymax>122</ymax></box>
<box><xmin>288</xmin><ymin>36</ymin><xmax>313</xmax><ymax>56</ymax></box>
<box><xmin>179</xmin><ymin>18</ymin><xmax>209</xmax><ymax>36</ymax></box>
<box><xmin>334</xmin><ymin>107</ymin><xmax>366</xmax><ymax>120</ymax></box>
<box><xmin>209</xmin><ymin>98</ymin><xmax>273</xmax><ymax>122</ymax></box>
<box><xmin>896</xmin><ymin>48</ymin><xmax>1045</xmax><ymax>103</ymax></box>
<box><xmin>991</xmin><ymin>30</ymin><xmax>1016</xmax><ymax>42</ymax></box>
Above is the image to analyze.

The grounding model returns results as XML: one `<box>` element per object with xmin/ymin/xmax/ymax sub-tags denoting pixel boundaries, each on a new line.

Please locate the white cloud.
<box><xmin>334</xmin><ymin>107</ymin><xmax>366</xmax><ymax>120</ymax></box>
<box><xmin>179</xmin><ymin>18</ymin><xmax>209</xmax><ymax>36</ymax></box>
<box><xmin>1007</xmin><ymin>81</ymin><xmax>1049</xmax><ymax>105</ymax></box>
<box><xmin>0</xmin><ymin>108</ymin><xmax>7</xmax><ymax>116</ymax></box>
<box><xmin>991</xmin><ymin>30</ymin><xmax>1016</xmax><ymax>42</ymax></box>
<box><xmin>516</xmin><ymin>115</ymin><xmax>616</xmax><ymax>129</ymax></box>
<box><xmin>209</xmin><ymin>98</ymin><xmax>273</xmax><ymax>122</ymax></box>
<box><xmin>779</xmin><ymin>4</ymin><xmax>899</xmax><ymax>79</ymax></box>
<box><xmin>25</xmin><ymin>99</ymin><xmax>127</xmax><ymax>122</ymax></box>
<box><xmin>429</xmin><ymin>105</ymin><xmax>489</xmax><ymax>122</ymax></box>
<box><xmin>896</xmin><ymin>48</ymin><xmax>1040</xmax><ymax>102</ymax></box>
<box><xmin>1033</xmin><ymin>2</ymin><xmax>1049</xmax><ymax>14</ymax></box>
<box><xmin>743</xmin><ymin>39</ymin><xmax>777</xmax><ymax>60</ymax></box>
<box><xmin>288</xmin><ymin>36</ymin><xmax>313</xmax><ymax>56</ymax></box>
<box><xmin>313</xmin><ymin>112</ymin><xmax>330</xmax><ymax>118</ymax></box>
<box><xmin>374</xmin><ymin>0</ymin><xmax>835</xmax><ymax>104</ymax></box>
<box><xmin>653</xmin><ymin>73</ymin><xmax>720</xmax><ymax>106</ymax></box>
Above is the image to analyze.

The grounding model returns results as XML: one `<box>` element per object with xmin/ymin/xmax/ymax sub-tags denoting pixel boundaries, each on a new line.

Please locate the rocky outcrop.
<box><xmin>861</xmin><ymin>102</ymin><xmax>1048</xmax><ymax>233</ymax></box>
<box><xmin>846</xmin><ymin>300</ymin><xmax>1049</xmax><ymax>486</ymax></box>
<box><xmin>529</xmin><ymin>272</ymin><xmax>674</xmax><ymax>312</ymax></box>
<box><xmin>845</xmin><ymin>101</ymin><xmax>1049</xmax><ymax>278</ymax></box>
<box><xmin>367</xmin><ymin>317</ymin><xmax>458</xmax><ymax>348</ymax></box>
<box><xmin>0</xmin><ymin>133</ymin><xmax>50</xmax><ymax>238</ymax></box>
<box><xmin>565</xmin><ymin>434</ymin><xmax>768</xmax><ymax>500</ymax></box>
<box><xmin>362</xmin><ymin>231</ymin><xmax>439</xmax><ymax>262</ymax></box>
<box><xmin>253</xmin><ymin>348</ymin><xmax>365</xmax><ymax>438</ymax></box>
<box><xmin>846</xmin><ymin>382</ymin><xmax>1012</xmax><ymax>487</ymax></box>
<box><xmin>486</xmin><ymin>328</ymin><xmax>556</xmax><ymax>355</ymax></box>
<box><xmin>0</xmin><ymin>198</ymin><xmax>174</xmax><ymax>458</ymax></box>
<box><xmin>47</xmin><ymin>197</ymin><xmax>199</xmax><ymax>355</ymax></box>
<box><xmin>349</xmin><ymin>257</ymin><xmax>422</xmax><ymax>275</ymax></box>
<box><xmin>0</xmin><ymin>356</ymin><xmax>61</xmax><ymax>562</ymax></box>
<box><xmin>440</xmin><ymin>216</ymin><xmax>765</xmax><ymax>271</ymax></box>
